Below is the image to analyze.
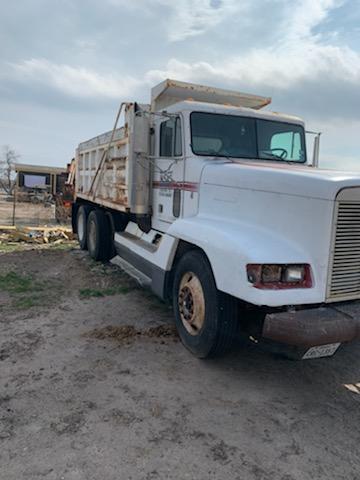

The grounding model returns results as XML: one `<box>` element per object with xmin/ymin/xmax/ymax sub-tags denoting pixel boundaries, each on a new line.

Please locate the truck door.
<box><xmin>152</xmin><ymin>115</ymin><xmax>184</xmax><ymax>230</ymax></box>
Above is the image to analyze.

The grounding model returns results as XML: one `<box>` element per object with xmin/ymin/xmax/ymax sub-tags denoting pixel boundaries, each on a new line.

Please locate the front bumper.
<box><xmin>262</xmin><ymin>302</ymin><xmax>360</xmax><ymax>347</ymax></box>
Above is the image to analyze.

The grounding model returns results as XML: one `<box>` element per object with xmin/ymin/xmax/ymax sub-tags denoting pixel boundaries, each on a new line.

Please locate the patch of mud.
<box><xmin>0</xmin><ymin>291</ymin><xmax>11</xmax><ymax>306</ymax></box>
<box><xmin>86</xmin><ymin>325</ymin><xmax>140</xmax><ymax>342</ymax></box>
<box><xmin>146</xmin><ymin>324</ymin><xmax>178</xmax><ymax>339</ymax></box>
<box><xmin>0</xmin><ymin>405</ymin><xmax>28</xmax><ymax>441</ymax></box>
<box><xmin>149</xmin><ymin>421</ymin><xmax>184</xmax><ymax>444</ymax></box>
<box><xmin>102</xmin><ymin>408</ymin><xmax>141</xmax><ymax>426</ymax></box>
<box><xmin>69</xmin><ymin>370</ymin><xmax>96</xmax><ymax>385</ymax></box>
<box><xmin>50</xmin><ymin>412</ymin><xmax>85</xmax><ymax>435</ymax></box>
<box><xmin>0</xmin><ymin>415</ymin><xmax>15</xmax><ymax>440</ymax></box>
<box><xmin>85</xmin><ymin>324</ymin><xmax>178</xmax><ymax>345</ymax></box>
<box><xmin>210</xmin><ymin>440</ymin><xmax>237</xmax><ymax>464</ymax></box>
<box><xmin>0</xmin><ymin>331</ymin><xmax>43</xmax><ymax>361</ymax></box>
<box><xmin>145</xmin><ymin>471</ymin><xmax>159</xmax><ymax>480</ymax></box>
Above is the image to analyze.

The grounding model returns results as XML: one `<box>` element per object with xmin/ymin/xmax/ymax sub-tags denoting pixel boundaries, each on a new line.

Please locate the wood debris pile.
<box><xmin>0</xmin><ymin>225</ymin><xmax>75</xmax><ymax>245</ymax></box>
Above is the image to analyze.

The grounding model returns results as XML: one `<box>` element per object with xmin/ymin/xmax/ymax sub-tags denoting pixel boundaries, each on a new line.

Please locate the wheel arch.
<box><xmin>166</xmin><ymin>216</ymin><xmax>319</xmax><ymax>307</ymax></box>
<box><xmin>165</xmin><ymin>239</ymin><xmax>214</xmax><ymax>301</ymax></box>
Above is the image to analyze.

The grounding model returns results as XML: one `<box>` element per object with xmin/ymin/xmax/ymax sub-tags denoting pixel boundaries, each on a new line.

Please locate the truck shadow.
<box><xmin>203</xmin><ymin>334</ymin><xmax>360</xmax><ymax>405</ymax></box>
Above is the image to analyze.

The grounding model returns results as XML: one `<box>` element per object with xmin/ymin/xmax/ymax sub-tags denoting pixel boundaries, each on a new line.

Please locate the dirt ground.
<box><xmin>0</xmin><ymin>246</ymin><xmax>360</xmax><ymax>480</ymax></box>
<box><xmin>0</xmin><ymin>193</ymin><xmax>56</xmax><ymax>226</ymax></box>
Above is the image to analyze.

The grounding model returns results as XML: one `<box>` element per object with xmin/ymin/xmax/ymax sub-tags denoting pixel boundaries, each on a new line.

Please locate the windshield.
<box><xmin>190</xmin><ymin>112</ymin><xmax>306</xmax><ymax>163</ymax></box>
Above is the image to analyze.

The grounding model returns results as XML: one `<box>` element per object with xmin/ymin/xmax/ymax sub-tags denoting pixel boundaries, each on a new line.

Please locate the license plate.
<box><xmin>302</xmin><ymin>343</ymin><xmax>341</xmax><ymax>360</ymax></box>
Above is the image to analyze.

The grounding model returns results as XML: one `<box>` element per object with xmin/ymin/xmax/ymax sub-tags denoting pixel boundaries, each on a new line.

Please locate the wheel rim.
<box><xmin>77</xmin><ymin>212</ymin><xmax>85</xmax><ymax>241</ymax></box>
<box><xmin>88</xmin><ymin>218</ymin><xmax>96</xmax><ymax>253</ymax></box>
<box><xmin>178</xmin><ymin>271</ymin><xmax>205</xmax><ymax>336</ymax></box>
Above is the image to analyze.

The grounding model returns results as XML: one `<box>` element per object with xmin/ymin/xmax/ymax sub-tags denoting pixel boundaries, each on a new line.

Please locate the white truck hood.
<box><xmin>201</xmin><ymin>160</ymin><xmax>360</xmax><ymax>201</ymax></box>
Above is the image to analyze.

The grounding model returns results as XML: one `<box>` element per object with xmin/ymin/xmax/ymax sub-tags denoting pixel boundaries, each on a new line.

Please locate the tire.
<box><xmin>87</xmin><ymin>209</ymin><xmax>114</xmax><ymax>261</ymax></box>
<box><xmin>76</xmin><ymin>205</ymin><xmax>92</xmax><ymax>250</ymax></box>
<box><xmin>172</xmin><ymin>250</ymin><xmax>239</xmax><ymax>358</ymax></box>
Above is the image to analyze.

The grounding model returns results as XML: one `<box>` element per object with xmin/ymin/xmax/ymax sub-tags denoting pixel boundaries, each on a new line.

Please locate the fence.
<box><xmin>0</xmin><ymin>191</ymin><xmax>57</xmax><ymax>226</ymax></box>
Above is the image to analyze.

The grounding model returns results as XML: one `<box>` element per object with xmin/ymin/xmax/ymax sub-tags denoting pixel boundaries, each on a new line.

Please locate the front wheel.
<box><xmin>172</xmin><ymin>250</ymin><xmax>239</xmax><ymax>358</ymax></box>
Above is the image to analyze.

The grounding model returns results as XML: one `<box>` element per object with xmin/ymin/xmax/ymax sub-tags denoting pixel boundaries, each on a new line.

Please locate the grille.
<box><xmin>328</xmin><ymin>198</ymin><xmax>360</xmax><ymax>301</ymax></box>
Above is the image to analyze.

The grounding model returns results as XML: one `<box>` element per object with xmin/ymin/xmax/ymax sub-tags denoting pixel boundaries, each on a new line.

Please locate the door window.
<box><xmin>160</xmin><ymin>117</ymin><xmax>182</xmax><ymax>157</ymax></box>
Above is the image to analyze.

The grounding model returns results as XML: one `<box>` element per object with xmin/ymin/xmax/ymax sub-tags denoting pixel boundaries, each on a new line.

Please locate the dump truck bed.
<box><xmin>75</xmin><ymin>102</ymin><xmax>150</xmax><ymax>214</ymax></box>
<box><xmin>76</xmin><ymin>125</ymin><xmax>130</xmax><ymax>211</ymax></box>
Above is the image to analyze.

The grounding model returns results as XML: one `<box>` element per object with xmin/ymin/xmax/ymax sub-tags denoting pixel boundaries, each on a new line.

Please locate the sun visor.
<box><xmin>151</xmin><ymin>79</ymin><xmax>271</xmax><ymax>112</ymax></box>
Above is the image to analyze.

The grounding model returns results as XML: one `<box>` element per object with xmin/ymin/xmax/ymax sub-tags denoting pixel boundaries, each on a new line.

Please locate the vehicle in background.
<box><xmin>70</xmin><ymin>79</ymin><xmax>360</xmax><ymax>359</ymax></box>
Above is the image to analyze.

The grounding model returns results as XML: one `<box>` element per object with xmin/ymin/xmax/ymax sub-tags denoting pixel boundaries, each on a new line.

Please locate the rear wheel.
<box><xmin>76</xmin><ymin>205</ymin><xmax>92</xmax><ymax>250</ymax></box>
<box><xmin>87</xmin><ymin>209</ymin><xmax>114</xmax><ymax>261</ymax></box>
<box><xmin>172</xmin><ymin>250</ymin><xmax>239</xmax><ymax>358</ymax></box>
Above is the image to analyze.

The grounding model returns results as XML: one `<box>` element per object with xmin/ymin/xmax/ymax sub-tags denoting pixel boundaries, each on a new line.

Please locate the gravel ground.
<box><xmin>0</xmin><ymin>247</ymin><xmax>360</xmax><ymax>480</ymax></box>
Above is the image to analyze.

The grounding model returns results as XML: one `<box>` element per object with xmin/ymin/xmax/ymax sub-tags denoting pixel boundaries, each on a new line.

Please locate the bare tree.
<box><xmin>0</xmin><ymin>145</ymin><xmax>19</xmax><ymax>195</ymax></box>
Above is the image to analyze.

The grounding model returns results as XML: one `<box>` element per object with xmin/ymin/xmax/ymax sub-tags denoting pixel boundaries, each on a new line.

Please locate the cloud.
<box><xmin>1</xmin><ymin>0</ymin><xmax>359</xmax><ymax>168</ymax></box>
<box><xmin>145</xmin><ymin>43</ymin><xmax>360</xmax><ymax>91</ymax></box>
<box><xmin>283</xmin><ymin>0</ymin><xmax>344</xmax><ymax>39</ymax></box>
<box><xmin>7</xmin><ymin>1</ymin><xmax>357</xmax><ymax>102</ymax></box>
<box><xmin>107</xmin><ymin>0</ymin><xmax>247</xmax><ymax>42</ymax></box>
<box><xmin>162</xmin><ymin>0</ymin><xmax>246</xmax><ymax>42</ymax></box>
<box><xmin>6</xmin><ymin>0</ymin><xmax>360</xmax><ymax>122</ymax></box>
<box><xmin>143</xmin><ymin>0</ymin><xmax>360</xmax><ymax>120</ymax></box>
<box><xmin>9</xmin><ymin>59</ymin><xmax>140</xmax><ymax>100</ymax></box>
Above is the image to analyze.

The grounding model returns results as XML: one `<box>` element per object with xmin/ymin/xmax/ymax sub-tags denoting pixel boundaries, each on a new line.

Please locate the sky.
<box><xmin>1</xmin><ymin>0</ymin><xmax>360</xmax><ymax>170</ymax></box>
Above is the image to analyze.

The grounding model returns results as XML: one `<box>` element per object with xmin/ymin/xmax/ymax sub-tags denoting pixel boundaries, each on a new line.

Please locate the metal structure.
<box><xmin>15</xmin><ymin>163</ymin><xmax>67</xmax><ymax>197</ymax></box>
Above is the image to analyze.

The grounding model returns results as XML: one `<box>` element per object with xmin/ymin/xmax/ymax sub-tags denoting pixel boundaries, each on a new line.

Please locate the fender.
<box><xmin>168</xmin><ymin>215</ymin><xmax>327</xmax><ymax>307</ymax></box>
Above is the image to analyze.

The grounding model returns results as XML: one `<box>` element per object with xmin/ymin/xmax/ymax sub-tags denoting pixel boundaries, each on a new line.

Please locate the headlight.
<box><xmin>282</xmin><ymin>265</ymin><xmax>305</xmax><ymax>283</ymax></box>
<box><xmin>247</xmin><ymin>264</ymin><xmax>312</xmax><ymax>289</ymax></box>
<box><xmin>262</xmin><ymin>264</ymin><xmax>282</xmax><ymax>283</ymax></box>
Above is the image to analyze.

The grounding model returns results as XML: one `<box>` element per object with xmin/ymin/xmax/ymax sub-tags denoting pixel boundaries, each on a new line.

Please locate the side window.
<box><xmin>160</xmin><ymin>119</ymin><xmax>174</xmax><ymax>156</ymax></box>
<box><xmin>160</xmin><ymin>117</ymin><xmax>182</xmax><ymax>157</ymax></box>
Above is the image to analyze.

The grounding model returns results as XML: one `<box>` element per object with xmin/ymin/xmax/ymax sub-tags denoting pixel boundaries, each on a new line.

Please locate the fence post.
<box><xmin>12</xmin><ymin>183</ymin><xmax>16</xmax><ymax>226</ymax></box>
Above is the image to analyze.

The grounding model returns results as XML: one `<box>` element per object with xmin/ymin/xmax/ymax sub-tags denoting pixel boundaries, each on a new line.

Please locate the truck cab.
<box><xmin>72</xmin><ymin>79</ymin><xmax>360</xmax><ymax>359</ymax></box>
<box><xmin>151</xmin><ymin>99</ymin><xmax>306</xmax><ymax>229</ymax></box>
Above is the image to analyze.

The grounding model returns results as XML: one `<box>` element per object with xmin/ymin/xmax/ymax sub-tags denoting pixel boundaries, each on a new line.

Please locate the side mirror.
<box><xmin>312</xmin><ymin>133</ymin><xmax>321</xmax><ymax>168</ymax></box>
<box><xmin>306</xmin><ymin>131</ymin><xmax>322</xmax><ymax>167</ymax></box>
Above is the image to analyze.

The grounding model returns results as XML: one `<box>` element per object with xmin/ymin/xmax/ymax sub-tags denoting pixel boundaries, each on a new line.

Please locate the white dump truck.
<box><xmin>72</xmin><ymin>79</ymin><xmax>360</xmax><ymax>359</ymax></box>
